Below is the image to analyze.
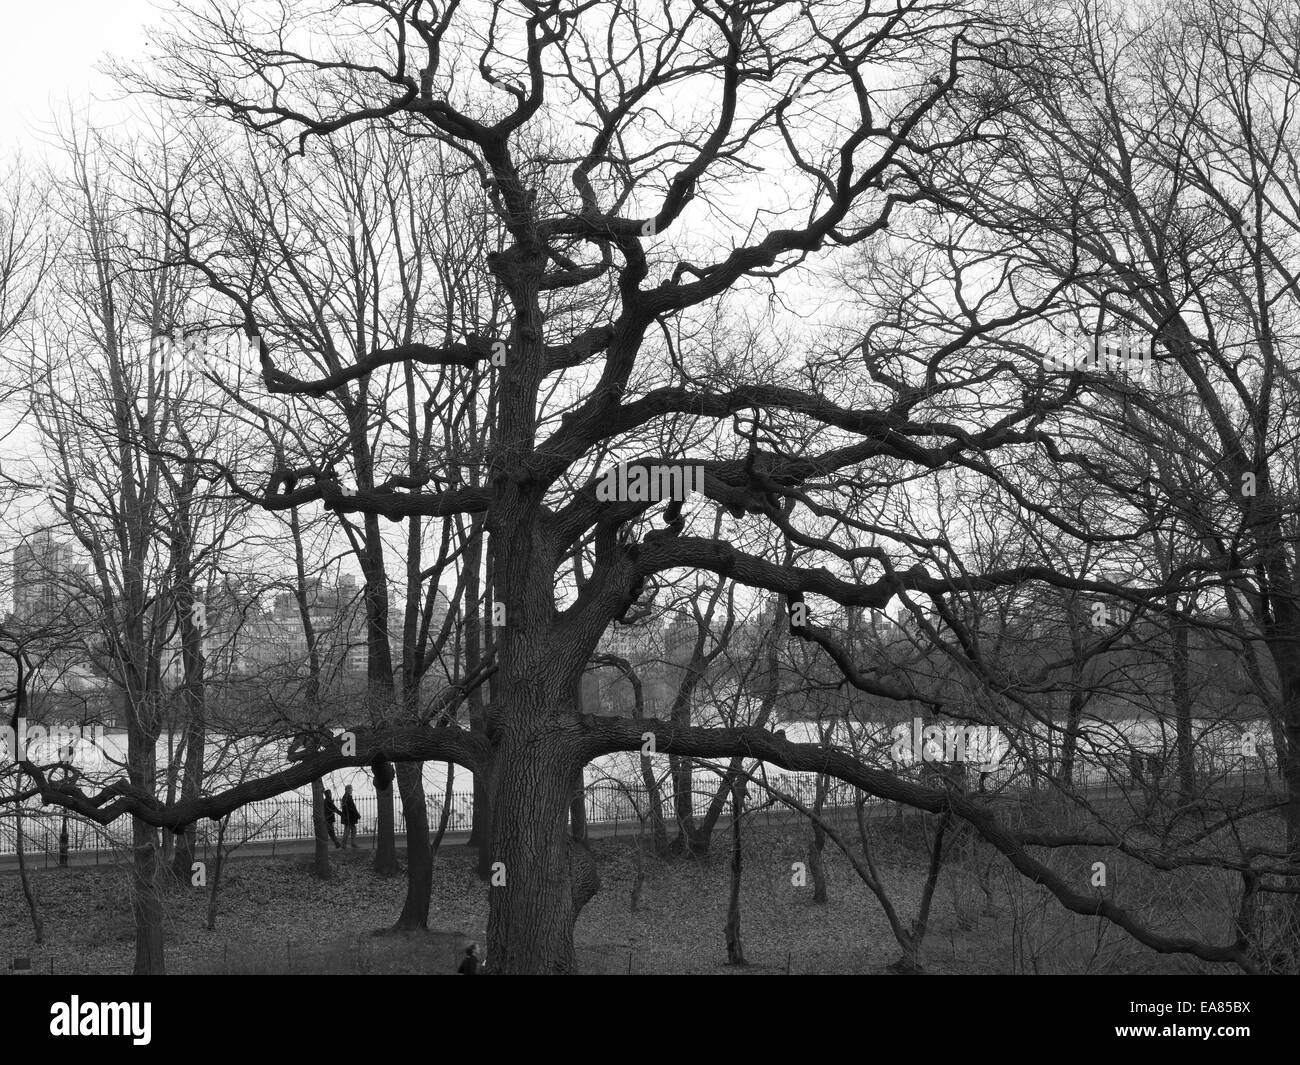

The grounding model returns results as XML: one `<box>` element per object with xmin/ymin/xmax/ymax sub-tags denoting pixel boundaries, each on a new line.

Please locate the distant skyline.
<box><xmin>0</xmin><ymin>522</ymin><xmax>373</xmax><ymax>621</ymax></box>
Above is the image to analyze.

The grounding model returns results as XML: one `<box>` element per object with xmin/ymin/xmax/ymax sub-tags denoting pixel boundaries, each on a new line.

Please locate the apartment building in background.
<box><xmin>11</xmin><ymin>528</ymin><xmax>87</xmax><ymax>624</ymax></box>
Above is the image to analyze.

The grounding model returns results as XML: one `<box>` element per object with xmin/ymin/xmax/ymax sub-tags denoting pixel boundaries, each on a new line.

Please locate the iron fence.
<box><xmin>0</xmin><ymin>757</ymin><xmax>1271</xmax><ymax>861</ymax></box>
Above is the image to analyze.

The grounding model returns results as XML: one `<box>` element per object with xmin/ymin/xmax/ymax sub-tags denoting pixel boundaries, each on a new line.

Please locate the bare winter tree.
<box><xmin>173</xmin><ymin>121</ymin><xmax>498</xmax><ymax>923</ymax></box>
<box><xmin>885</xmin><ymin>0</ymin><xmax>1300</xmax><ymax>967</ymax></box>
<box><xmin>13</xmin><ymin>121</ymin><xmax>252</xmax><ymax>973</ymax></box>
<box><xmin>11</xmin><ymin>0</ymin><xmax>1280</xmax><ymax>975</ymax></box>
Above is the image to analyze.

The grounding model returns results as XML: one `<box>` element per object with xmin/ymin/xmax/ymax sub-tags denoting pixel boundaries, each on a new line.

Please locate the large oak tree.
<box><xmin>15</xmin><ymin>0</ymin><xmax>1296</xmax><ymax>974</ymax></box>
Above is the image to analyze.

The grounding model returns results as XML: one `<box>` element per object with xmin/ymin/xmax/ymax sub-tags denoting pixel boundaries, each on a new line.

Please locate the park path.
<box><xmin>0</xmin><ymin>770</ymin><xmax>1274</xmax><ymax>873</ymax></box>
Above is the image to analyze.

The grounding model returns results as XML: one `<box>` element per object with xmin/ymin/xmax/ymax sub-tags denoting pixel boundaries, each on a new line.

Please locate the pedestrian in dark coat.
<box><xmin>323</xmin><ymin>789</ymin><xmax>343</xmax><ymax>848</ymax></box>
<box><xmin>341</xmin><ymin>785</ymin><xmax>361</xmax><ymax>848</ymax></box>
<box><xmin>457</xmin><ymin>943</ymin><xmax>481</xmax><ymax>975</ymax></box>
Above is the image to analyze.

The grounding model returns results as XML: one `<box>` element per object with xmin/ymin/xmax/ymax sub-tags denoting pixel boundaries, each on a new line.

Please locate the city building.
<box><xmin>11</xmin><ymin>528</ymin><xmax>87</xmax><ymax>623</ymax></box>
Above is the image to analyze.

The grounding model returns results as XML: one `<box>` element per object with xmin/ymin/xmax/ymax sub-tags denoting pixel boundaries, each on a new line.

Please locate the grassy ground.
<box><xmin>0</xmin><ymin>806</ymin><xmax>1261</xmax><ymax>974</ymax></box>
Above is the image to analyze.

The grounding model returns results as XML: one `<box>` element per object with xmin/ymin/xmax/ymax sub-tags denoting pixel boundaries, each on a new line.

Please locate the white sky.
<box><xmin>0</xmin><ymin>0</ymin><xmax>157</xmax><ymax>158</ymax></box>
<box><xmin>0</xmin><ymin>0</ymin><xmax>922</xmax><ymax>616</ymax></box>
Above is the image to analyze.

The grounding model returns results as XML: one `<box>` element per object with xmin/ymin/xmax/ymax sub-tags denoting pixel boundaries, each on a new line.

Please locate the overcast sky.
<box><xmin>0</xmin><ymin>0</ymin><xmax>156</xmax><ymax>157</ymax></box>
<box><xmin>0</xmin><ymin>0</ymin><xmax>867</xmax><ymax>614</ymax></box>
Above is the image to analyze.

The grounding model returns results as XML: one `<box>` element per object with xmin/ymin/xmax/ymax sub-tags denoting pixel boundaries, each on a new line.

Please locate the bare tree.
<box><xmin>14</xmin><ymin>0</ymin><xmax>1278</xmax><ymax>975</ymax></box>
<box><xmin>19</xmin><ymin>121</ymin><xmax>249</xmax><ymax>973</ymax></box>
<box><xmin>902</xmin><ymin>0</ymin><xmax>1300</xmax><ymax>966</ymax></box>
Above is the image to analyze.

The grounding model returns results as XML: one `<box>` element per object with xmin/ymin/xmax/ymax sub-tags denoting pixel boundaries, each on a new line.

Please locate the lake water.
<box><xmin>2</xmin><ymin>712</ymin><xmax>1274</xmax><ymax>855</ymax></box>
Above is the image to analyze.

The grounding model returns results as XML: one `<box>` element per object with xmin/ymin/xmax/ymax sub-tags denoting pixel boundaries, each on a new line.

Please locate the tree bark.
<box><xmin>171</xmin><ymin>579</ymin><xmax>207</xmax><ymax>882</ymax></box>
<box><xmin>669</xmin><ymin>753</ymin><xmax>702</xmax><ymax>855</ymax></box>
<box><xmin>206</xmin><ymin>815</ymin><xmax>228</xmax><ymax>931</ymax></box>
<box><xmin>132</xmin><ymin>822</ymin><xmax>165</xmax><ymax>974</ymax></box>
<box><xmin>171</xmin><ymin>722</ymin><xmax>205</xmax><ymax>880</ymax></box>
<box><xmin>129</xmin><ymin>691</ymin><xmax>165</xmax><ymax>974</ymax></box>
<box><xmin>639</xmin><ymin>753</ymin><xmax>670</xmax><ymax>857</ymax></box>
<box><xmin>462</xmin><ymin>523</ymin><xmax>491</xmax><ymax>856</ymax></box>
<box><xmin>1169</xmin><ymin>612</ymin><xmax>1197</xmax><ymax>802</ymax></box>
<box><xmin>310</xmin><ymin>776</ymin><xmax>331</xmax><ymax>880</ymax></box>
<box><xmin>393</xmin><ymin>759</ymin><xmax>432</xmax><ymax>928</ymax></box>
<box><xmin>286</xmin><ymin>508</ymin><xmax>329</xmax><ymax>880</ymax></box>
<box><xmin>431</xmin><ymin>762</ymin><xmax>455</xmax><ymax>856</ymax></box>
<box><xmin>171</xmin><ymin>729</ymin><xmax>205</xmax><ymax>881</ymax></box>
<box><xmin>808</xmin><ymin>770</ymin><xmax>829</xmax><ymax>904</ymax></box>
<box><xmin>724</xmin><ymin>774</ymin><xmax>746</xmax><ymax>964</ymax></box>
<box><xmin>485</xmin><ymin>727</ymin><xmax>587</xmax><ymax>974</ymax></box>
<box><xmin>1057</xmin><ymin>690</ymin><xmax>1084</xmax><ymax>787</ymax></box>
<box><xmin>894</xmin><ymin>810</ymin><xmax>950</xmax><ymax>973</ymax></box>
<box><xmin>373</xmin><ymin>761</ymin><xmax>398</xmax><ymax>876</ymax></box>
<box><xmin>14</xmin><ymin>794</ymin><xmax>44</xmax><ymax>943</ymax></box>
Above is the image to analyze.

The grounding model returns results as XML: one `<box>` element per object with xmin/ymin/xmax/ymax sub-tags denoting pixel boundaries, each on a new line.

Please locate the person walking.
<box><xmin>341</xmin><ymin>784</ymin><xmax>361</xmax><ymax>848</ymax></box>
<box><xmin>322</xmin><ymin>789</ymin><xmax>343</xmax><ymax>848</ymax></box>
<box><xmin>457</xmin><ymin>943</ymin><xmax>481</xmax><ymax>975</ymax></box>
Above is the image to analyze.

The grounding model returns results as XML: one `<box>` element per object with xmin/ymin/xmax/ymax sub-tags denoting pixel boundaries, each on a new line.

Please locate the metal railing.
<box><xmin>0</xmin><ymin>757</ymin><xmax>1271</xmax><ymax>861</ymax></box>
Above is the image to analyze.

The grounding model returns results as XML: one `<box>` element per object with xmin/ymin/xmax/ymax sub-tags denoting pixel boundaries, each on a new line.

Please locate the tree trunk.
<box><xmin>171</xmin><ymin>587</ymin><xmax>207</xmax><ymax>882</ymax></box>
<box><xmin>310</xmin><ymin>777</ymin><xmax>331</xmax><ymax>880</ymax></box>
<box><xmin>808</xmin><ymin>770</ymin><xmax>829</xmax><ymax>904</ymax></box>
<box><xmin>698</xmin><ymin>606</ymin><xmax>784</xmax><ymax>858</ymax></box>
<box><xmin>639</xmin><ymin>753</ymin><xmax>670</xmax><ymax>857</ymax></box>
<box><xmin>485</xmin><ymin>730</ymin><xmax>585</xmax><ymax>974</ymax></box>
<box><xmin>132</xmin><ymin>819</ymin><xmax>165</xmax><ymax>974</ymax></box>
<box><xmin>895</xmin><ymin>810</ymin><xmax>950</xmax><ymax>973</ymax></box>
<box><xmin>1057</xmin><ymin>690</ymin><xmax>1084</xmax><ymax>787</ymax></box>
<box><xmin>668</xmin><ymin>665</ymin><xmax>704</xmax><ymax>855</ymax></box>
<box><xmin>129</xmin><ymin>695</ymin><xmax>165</xmax><ymax>975</ymax></box>
<box><xmin>161</xmin><ymin>732</ymin><xmax>179</xmax><ymax>870</ymax></box>
<box><xmin>373</xmin><ymin>763</ymin><xmax>398</xmax><ymax>876</ymax></box>
<box><xmin>1169</xmin><ymin>613</ymin><xmax>1197</xmax><ymax>802</ymax></box>
<box><xmin>393</xmin><ymin>759</ymin><xmax>433</xmax><ymax>929</ymax></box>
<box><xmin>206</xmin><ymin>815</ymin><xmax>228</xmax><ymax>931</ymax></box>
<box><xmin>1269</xmin><ymin>647</ymin><xmax>1300</xmax><ymax>941</ymax></box>
<box><xmin>669</xmin><ymin>754</ymin><xmax>704</xmax><ymax>856</ymax></box>
<box><xmin>569</xmin><ymin>835</ymin><xmax>601</xmax><ymax>925</ymax></box>
<box><xmin>724</xmin><ymin>775</ymin><xmax>746</xmax><ymax>964</ymax></box>
<box><xmin>463</xmin><ymin>524</ymin><xmax>490</xmax><ymax>857</ymax></box>
<box><xmin>431</xmin><ymin>762</ymin><xmax>455</xmax><ymax>856</ymax></box>
<box><xmin>14</xmin><ymin>797</ymin><xmax>44</xmax><ymax>943</ymax></box>
<box><xmin>171</xmin><ymin>718</ymin><xmax>206</xmax><ymax>881</ymax></box>
<box><xmin>1244</xmin><ymin>481</ymin><xmax>1300</xmax><ymax>941</ymax></box>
